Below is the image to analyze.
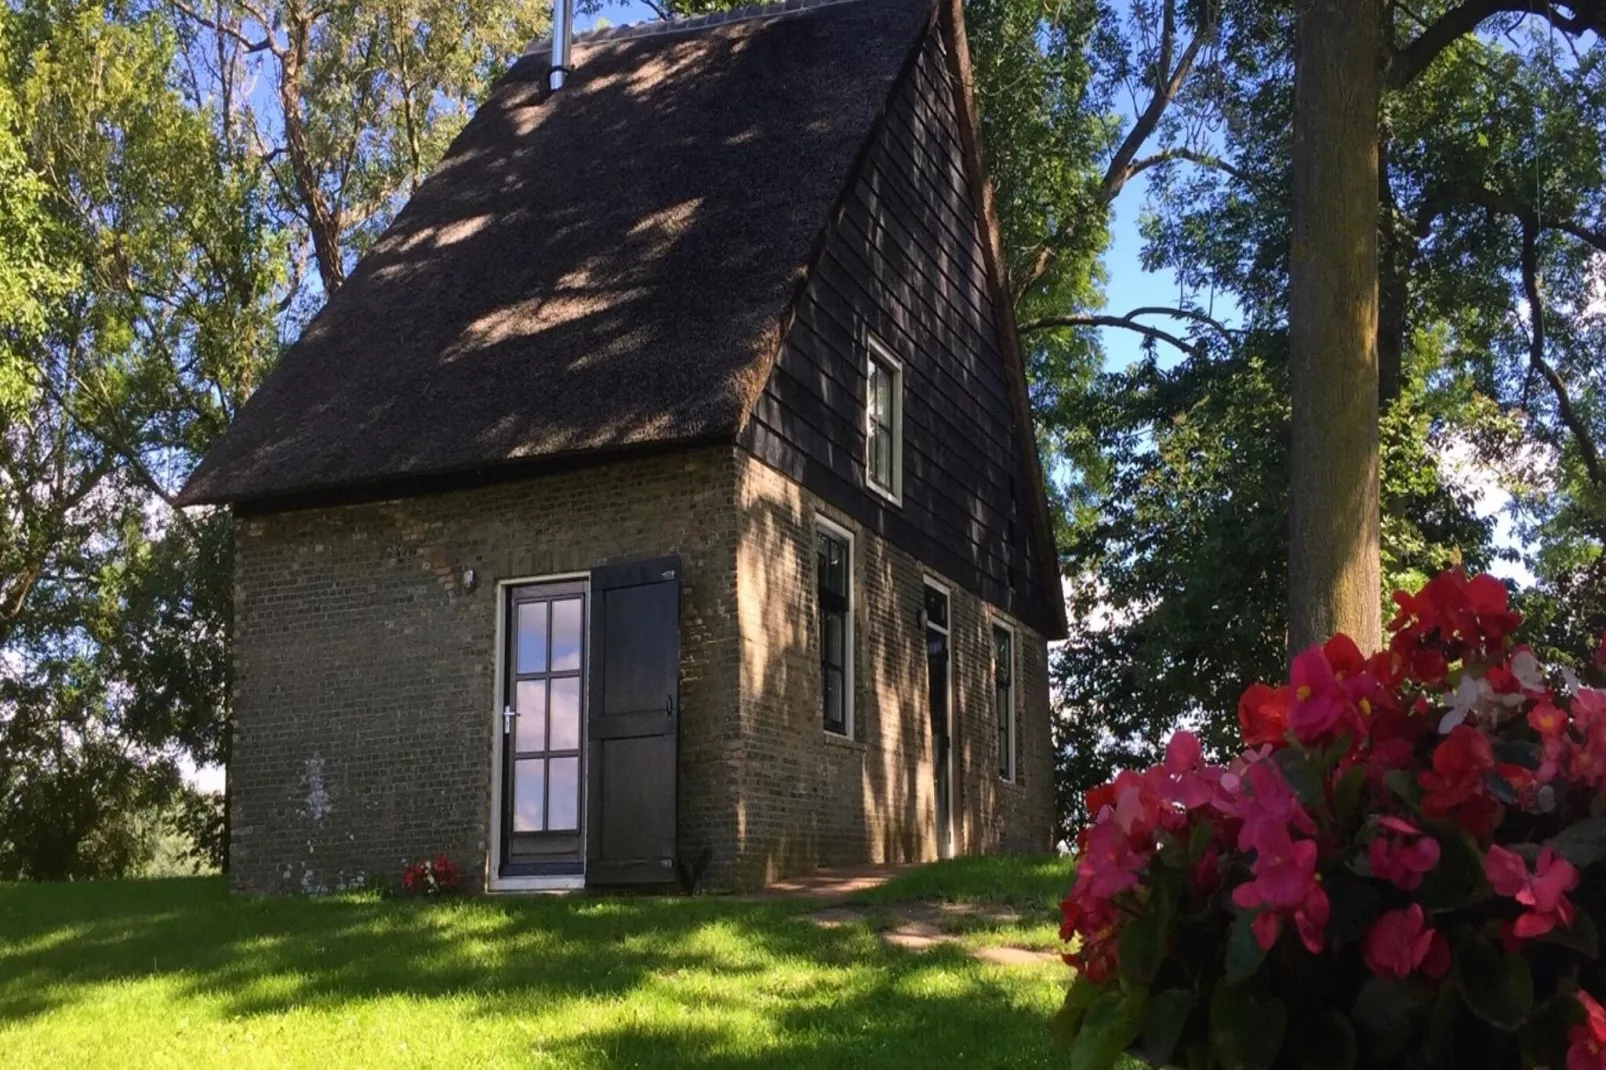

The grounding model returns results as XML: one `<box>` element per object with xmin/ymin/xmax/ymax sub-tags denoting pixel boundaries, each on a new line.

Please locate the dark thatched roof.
<box><xmin>179</xmin><ymin>0</ymin><xmax>934</xmax><ymax>505</ymax></box>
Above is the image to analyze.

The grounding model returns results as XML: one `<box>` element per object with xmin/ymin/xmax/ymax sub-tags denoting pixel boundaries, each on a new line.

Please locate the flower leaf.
<box><xmin>1456</xmin><ymin>936</ymin><xmax>1534</xmax><ymax>1031</ymax></box>
<box><xmin>1548</xmin><ymin>817</ymin><xmax>1606</xmax><ymax>869</ymax></box>
<box><xmin>1119</xmin><ymin>900</ymin><xmax>1168</xmax><ymax>986</ymax></box>
<box><xmin>1352</xmin><ymin>977</ymin><xmax>1433</xmax><ymax>1062</ymax></box>
<box><xmin>1273</xmin><ymin>747</ymin><xmax>1326</xmax><ymax>813</ymax></box>
<box><xmin>1415</xmin><ymin>826</ymin><xmax>1491</xmax><ymax>913</ymax></box>
<box><xmin>1068</xmin><ymin>987</ymin><xmax>1147</xmax><ymax>1070</ymax></box>
<box><xmin>1225</xmin><ymin>909</ymin><xmax>1269</xmax><ymax>985</ymax></box>
<box><xmin>1287</xmin><ymin>1010</ymin><xmax>1357</xmax><ymax>1070</ymax></box>
<box><xmin>1140</xmin><ymin>988</ymin><xmax>1197</xmax><ymax>1065</ymax></box>
<box><xmin>1383</xmin><ymin>768</ymin><xmax>1423</xmax><ymax>810</ymax></box>
<box><xmin>1332</xmin><ymin>766</ymin><xmax>1367</xmax><ymax>830</ymax></box>
<box><xmin>1049</xmin><ymin>974</ymin><xmax>1103</xmax><ymax>1050</ymax></box>
<box><xmin>1209</xmin><ymin>985</ymin><xmax>1286</xmax><ymax>1070</ymax></box>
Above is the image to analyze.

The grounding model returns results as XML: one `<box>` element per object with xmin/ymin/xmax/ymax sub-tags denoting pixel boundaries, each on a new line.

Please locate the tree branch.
<box><xmin>1388</xmin><ymin>0</ymin><xmax>1606</xmax><ymax>89</ymax></box>
<box><xmin>1102</xmin><ymin>2</ymin><xmax>1214</xmax><ymax>202</ymax></box>
<box><xmin>1125</xmin><ymin>147</ymin><xmax>1252</xmax><ymax>185</ymax></box>
<box><xmin>169</xmin><ymin>0</ymin><xmax>278</xmax><ymax>55</ymax></box>
<box><xmin>1519</xmin><ymin>217</ymin><xmax>1606</xmax><ymax>489</ymax></box>
<box><xmin>1016</xmin><ymin>305</ymin><xmax>1238</xmax><ymax>356</ymax></box>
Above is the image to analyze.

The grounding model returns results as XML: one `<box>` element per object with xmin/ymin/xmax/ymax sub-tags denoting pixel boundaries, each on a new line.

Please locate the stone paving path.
<box><xmin>744</xmin><ymin>865</ymin><xmax>1062</xmax><ymax>969</ymax></box>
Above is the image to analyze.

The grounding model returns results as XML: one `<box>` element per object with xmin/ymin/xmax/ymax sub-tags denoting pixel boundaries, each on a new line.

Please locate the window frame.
<box><xmin>992</xmin><ymin>618</ymin><xmax>1017</xmax><ymax>783</ymax></box>
<box><xmin>864</xmin><ymin>335</ymin><xmax>904</xmax><ymax>505</ymax></box>
<box><xmin>815</xmin><ymin>515</ymin><xmax>856</xmax><ymax>738</ymax></box>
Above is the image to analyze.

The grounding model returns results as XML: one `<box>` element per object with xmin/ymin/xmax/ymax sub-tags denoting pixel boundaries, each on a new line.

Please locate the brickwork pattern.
<box><xmin>732</xmin><ymin>452</ymin><xmax>1053</xmax><ymax>887</ymax></box>
<box><xmin>229</xmin><ymin>448</ymin><xmax>742</xmax><ymax>894</ymax></box>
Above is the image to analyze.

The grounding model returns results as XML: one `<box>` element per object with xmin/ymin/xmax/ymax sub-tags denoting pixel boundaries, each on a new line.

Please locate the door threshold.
<box><xmin>488</xmin><ymin>874</ymin><xmax>586</xmax><ymax>894</ymax></box>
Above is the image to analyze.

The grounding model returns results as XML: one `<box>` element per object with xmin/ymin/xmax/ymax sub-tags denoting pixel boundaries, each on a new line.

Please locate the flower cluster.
<box><xmin>1055</xmin><ymin>568</ymin><xmax>1606</xmax><ymax>1070</ymax></box>
<box><xmin>401</xmin><ymin>854</ymin><xmax>461</xmax><ymax>897</ymax></box>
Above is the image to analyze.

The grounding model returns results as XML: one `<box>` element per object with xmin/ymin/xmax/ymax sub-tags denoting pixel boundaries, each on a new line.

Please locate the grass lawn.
<box><xmin>0</xmin><ymin>859</ymin><xmax>1078</xmax><ymax>1068</ymax></box>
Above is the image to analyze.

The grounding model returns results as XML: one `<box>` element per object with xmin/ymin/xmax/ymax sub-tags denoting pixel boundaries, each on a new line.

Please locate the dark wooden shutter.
<box><xmin>585</xmin><ymin>556</ymin><xmax>681</xmax><ymax>884</ymax></box>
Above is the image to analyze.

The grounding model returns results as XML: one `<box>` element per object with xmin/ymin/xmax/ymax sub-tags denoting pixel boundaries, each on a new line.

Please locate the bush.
<box><xmin>401</xmin><ymin>855</ymin><xmax>461</xmax><ymax>897</ymax></box>
<box><xmin>1055</xmin><ymin>568</ymin><xmax>1606</xmax><ymax>1070</ymax></box>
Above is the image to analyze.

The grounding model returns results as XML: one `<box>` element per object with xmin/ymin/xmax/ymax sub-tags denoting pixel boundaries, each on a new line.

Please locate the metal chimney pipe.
<box><xmin>549</xmin><ymin>0</ymin><xmax>574</xmax><ymax>91</ymax></box>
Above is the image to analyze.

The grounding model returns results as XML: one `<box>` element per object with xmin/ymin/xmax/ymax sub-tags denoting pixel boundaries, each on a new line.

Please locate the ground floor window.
<box><xmin>817</xmin><ymin>522</ymin><xmax>852</xmax><ymax>736</ymax></box>
<box><xmin>993</xmin><ymin>624</ymin><xmax>1015</xmax><ymax>781</ymax></box>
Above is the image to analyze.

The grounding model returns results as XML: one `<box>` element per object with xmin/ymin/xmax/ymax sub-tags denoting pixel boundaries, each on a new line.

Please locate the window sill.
<box><xmin>998</xmin><ymin>777</ymin><xmax>1026</xmax><ymax>792</ymax></box>
<box><xmin>823</xmin><ymin>730</ymin><xmax>868</xmax><ymax>751</ymax></box>
<box><xmin>865</xmin><ymin>481</ymin><xmax>902</xmax><ymax>507</ymax></box>
<box><xmin>488</xmin><ymin>874</ymin><xmax>585</xmax><ymax>894</ymax></box>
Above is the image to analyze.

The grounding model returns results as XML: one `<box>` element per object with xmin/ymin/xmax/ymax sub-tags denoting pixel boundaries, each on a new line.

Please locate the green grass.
<box><xmin>857</xmin><ymin>855</ymin><xmax>1077</xmax><ymax>953</ymax></box>
<box><xmin>0</xmin><ymin>868</ymin><xmax>1075</xmax><ymax>1068</ymax></box>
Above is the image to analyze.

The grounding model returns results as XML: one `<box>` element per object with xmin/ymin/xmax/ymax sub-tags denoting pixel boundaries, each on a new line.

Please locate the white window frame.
<box><xmin>816</xmin><ymin>515</ymin><xmax>856</xmax><ymax>739</ymax></box>
<box><xmin>864</xmin><ymin>335</ymin><xmax>904</xmax><ymax>505</ymax></box>
<box><xmin>991</xmin><ymin>617</ymin><xmax>1017</xmax><ymax>783</ymax></box>
<box><xmin>488</xmin><ymin>570</ymin><xmax>590</xmax><ymax>893</ymax></box>
<box><xmin>922</xmin><ymin>574</ymin><xmax>954</xmax><ymax>859</ymax></box>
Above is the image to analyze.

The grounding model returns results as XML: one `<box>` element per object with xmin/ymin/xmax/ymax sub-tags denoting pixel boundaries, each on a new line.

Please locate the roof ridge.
<box><xmin>523</xmin><ymin>0</ymin><xmax>871</xmax><ymax>55</ymax></box>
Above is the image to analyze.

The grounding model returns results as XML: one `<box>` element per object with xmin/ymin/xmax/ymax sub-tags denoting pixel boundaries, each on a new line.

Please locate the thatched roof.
<box><xmin>179</xmin><ymin>0</ymin><xmax>932</xmax><ymax>505</ymax></box>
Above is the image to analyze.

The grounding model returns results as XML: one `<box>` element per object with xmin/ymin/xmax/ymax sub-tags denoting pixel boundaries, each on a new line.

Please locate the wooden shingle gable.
<box><xmin>736</xmin><ymin>0</ymin><xmax>1067</xmax><ymax>639</ymax></box>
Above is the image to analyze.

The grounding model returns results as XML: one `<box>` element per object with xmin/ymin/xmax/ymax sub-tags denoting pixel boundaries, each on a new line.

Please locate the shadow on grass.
<box><xmin>0</xmin><ymin>877</ymin><xmax>1070</xmax><ymax>1068</ymax></box>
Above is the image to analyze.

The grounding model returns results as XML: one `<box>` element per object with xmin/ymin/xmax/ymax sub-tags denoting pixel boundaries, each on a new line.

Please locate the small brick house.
<box><xmin>179</xmin><ymin>0</ymin><xmax>1068</xmax><ymax>894</ymax></box>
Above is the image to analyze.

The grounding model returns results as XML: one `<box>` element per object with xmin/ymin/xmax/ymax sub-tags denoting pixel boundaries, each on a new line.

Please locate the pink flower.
<box><xmin>1363</xmin><ymin>906</ymin><xmax>1450</xmax><ymax>980</ymax></box>
<box><xmin>1074</xmin><ymin>819</ymin><xmax>1150</xmax><ymax>901</ymax></box>
<box><xmin>1570</xmin><ymin>990</ymin><xmax>1606</xmax><ymax>1070</ymax></box>
<box><xmin>1231</xmin><ymin>759</ymin><xmax>1317</xmax><ymax>855</ymax></box>
<box><xmin>1485</xmin><ymin>844</ymin><xmax>1580</xmax><ymax>939</ymax></box>
<box><xmin>1368</xmin><ymin>817</ymin><xmax>1441</xmax><ymax>891</ymax></box>
<box><xmin>1150</xmin><ymin>730</ymin><xmax>1221</xmax><ymax>811</ymax></box>
<box><xmin>1233</xmin><ymin>824</ymin><xmax>1329</xmax><ymax>954</ymax></box>
<box><xmin>1289</xmin><ymin>645</ymin><xmax>1351</xmax><ymax>742</ymax></box>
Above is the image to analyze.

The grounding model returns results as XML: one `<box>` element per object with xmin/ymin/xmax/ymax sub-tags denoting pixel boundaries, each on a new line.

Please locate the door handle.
<box><xmin>503</xmin><ymin>705</ymin><xmax>517</xmax><ymax>734</ymax></box>
<box><xmin>665</xmin><ymin>694</ymin><xmax>675</xmax><ymax>718</ymax></box>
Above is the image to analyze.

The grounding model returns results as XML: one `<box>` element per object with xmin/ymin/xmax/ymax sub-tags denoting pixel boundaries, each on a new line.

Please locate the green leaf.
<box><xmin>1332</xmin><ymin>766</ymin><xmax>1367</xmax><ymax>829</ymax></box>
<box><xmin>1209</xmin><ymin>984</ymin><xmax>1287</xmax><ymax>1069</ymax></box>
<box><xmin>1456</xmin><ymin>936</ymin><xmax>1534</xmax><ymax>1030</ymax></box>
<box><xmin>1050</xmin><ymin>974</ymin><xmax>1103</xmax><ymax>1049</ymax></box>
<box><xmin>1521</xmin><ymin>993</ymin><xmax>1585</xmax><ymax>1069</ymax></box>
<box><xmin>1225</xmin><ymin>909</ymin><xmax>1269</xmax><ymax>985</ymax></box>
<box><xmin>1352</xmin><ymin>977</ymin><xmax>1434</xmax><ymax>1063</ymax></box>
<box><xmin>1425</xmin><ymin>975</ymin><xmax>1461</xmax><ymax>1068</ymax></box>
<box><xmin>1140</xmin><ymin>988</ymin><xmax>1197</xmax><ymax>1065</ymax></box>
<box><xmin>1274</xmin><ymin>747</ymin><xmax>1326</xmax><ymax>813</ymax></box>
<box><xmin>1118</xmin><ymin>902</ymin><xmax>1168</xmax><ymax>986</ymax></box>
<box><xmin>1324</xmin><ymin>870</ymin><xmax>1382</xmax><ymax>945</ymax></box>
<box><xmin>1287</xmin><ymin>1010</ymin><xmax>1357</xmax><ymax>1070</ymax></box>
<box><xmin>1492</xmin><ymin>739</ymin><xmax>1541</xmax><ymax>770</ymax></box>
<box><xmin>1188</xmin><ymin>819</ymin><xmax>1216</xmax><ymax>862</ymax></box>
<box><xmin>1540</xmin><ymin>904</ymin><xmax>1599</xmax><ymax>958</ymax></box>
<box><xmin>1549</xmin><ymin>817</ymin><xmax>1606</xmax><ymax>868</ymax></box>
<box><xmin>1069</xmin><ymin>988</ymin><xmax>1148</xmax><ymax>1070</ymax></box>
<box><xmin>1384</xmin><ymin>769</ymin><xmax>1423</xmax><ymax>809</ymax></box>
<box><xmin>1416</xmin><ymin>826</ymin><xmax>1491</xmax><ymax>912</ymax></box>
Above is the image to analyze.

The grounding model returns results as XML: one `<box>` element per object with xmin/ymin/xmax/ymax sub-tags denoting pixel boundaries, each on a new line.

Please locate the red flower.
<box><xmin>1238</xmin><ymin>683</ymin><xmax>1291</xmax><ymax>747</ymax></box>
<box><xmin>1530</xmin><ymin>700</ymin><xmax>1568</xmax><ymax>738</ymax></box>
<box><xmin>1570</xmin><ymin>991</ymin><xmax>1606</xmax><ymax>1070</ymax></box>
<box><xmin>1363</xmin><ymin>905</ymin><xmax>1450</xmax><ymax>981</ymax></box>
<box><xmin>1485</xmin><ymin>844</ymin><xmax>1580</xmax><ymax>939</ymax></box>
<box><xmin>1418</xmin><ymin>724</ymin><xmax>1495</xmax><ymax>822</ymax></box>
<box><xmin>1368</xmin><ymin>817</ymin><xmax>1440</xmax><ymax>891</ymax></box>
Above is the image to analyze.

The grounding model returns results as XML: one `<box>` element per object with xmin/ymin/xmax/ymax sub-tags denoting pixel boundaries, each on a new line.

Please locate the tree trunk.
<box><xmin>1288</xmin><ymin>0</ymin><xmax>1383</xmax><ymax>653</ymax></box>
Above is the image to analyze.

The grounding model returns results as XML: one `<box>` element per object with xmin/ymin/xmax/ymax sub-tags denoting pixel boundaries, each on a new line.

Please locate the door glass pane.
<box><xmin>551</xmin><ymin>598</ymin><xmax>583</xmax><ymax>672</ymax></box>
<box><xmin>548</xmin><ymin>756</ymin><xmax>579</xmax><ymax>831</ymax></box>
<box><xmin>517</xmin><ymin>601</ymin><xmax>548</xmax><ymax>673</ymax></box>
<box><xmin>549</xmin><ymin>676</ymin><xmax>581</xmax><ymax>751</ymax></box>
<box><xmin>514</xmin><ymin>679</ymin><xmax>546</xmax><ymax>753</ymax></box>
<box><xmin>513</xmin><ymin>759</ymin><xmax>545</xmax><ymax>831</ymax></box>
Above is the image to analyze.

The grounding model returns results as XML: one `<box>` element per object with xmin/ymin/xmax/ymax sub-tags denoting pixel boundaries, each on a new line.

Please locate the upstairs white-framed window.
<box><xmin>864</xmin><ymin>336</ymin><xmax>904</xmax><ymax>504</ymax></box>
<box><xmin>992</xmin><ymin>621</ymin><xmax>1016</xmax><ymax>782</ymax></box>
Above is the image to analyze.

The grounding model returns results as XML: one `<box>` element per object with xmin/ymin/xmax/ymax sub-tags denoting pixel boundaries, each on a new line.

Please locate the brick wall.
<box><xmin>229</xmin><ymin>447</ymin><xmax>742</xmax><ymax>894</ymax></box>
<box><xmin>731</xmin><ymin>452</ymin><xmax>1053</xmax><ymax>887</ymax></box>
<box><xmin>230</xmin><ymin>444</ymin><xmax>1051</xmax><ymax>895</ymax></box>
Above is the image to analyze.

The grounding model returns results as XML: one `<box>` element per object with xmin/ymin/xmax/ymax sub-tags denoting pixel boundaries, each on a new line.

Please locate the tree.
<box><xmin>0</xmin><ymin>0</ymin><xmax>280</xmax><ymax>876</ymax></box>
<box><xmin>1287</xmin><ymin>0</ymin><xmax>1383</xmax><ymax>652</ymax></box>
